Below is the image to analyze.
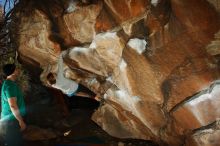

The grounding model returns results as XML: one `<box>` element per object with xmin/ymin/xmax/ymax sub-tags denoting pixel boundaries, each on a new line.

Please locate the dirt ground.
<box><xmin>24</xmin><ymin>96</ymin><xmax>159</xmax><ymax>146</ymax></box>
<box><xmin>0</xmin><ymin>92</ymin><xmax>159</xmax><ymax>146</ymax></box>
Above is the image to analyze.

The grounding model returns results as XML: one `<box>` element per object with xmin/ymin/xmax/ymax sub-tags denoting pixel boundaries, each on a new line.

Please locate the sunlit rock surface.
<box><xmin>13</xmin><ymin>0</ymin><xmax>220</xmax><ymax>145</ymax></box>
<box><xmin>173</xmin><ymin>82</ymin><xmax>220</xmax><ymax>130</ymax></box>
<box><xmin>92</xmin><ymin>103</ymin><xmax>155</xmax><ymax>140</ymax></box>
<box><xmin>207</xmin><ymin>0</ymin><xmax>220</xmax><ymax>13</ymax></box>
<box><xmin>16</xmin><ymin>9</ymin><xmax>61</xmax><ymax>66</ymax></box>
<box><xmin>185</xmin><ymin>121</ymin><xmax>220</xmax><ymax>146</ymax></box>
<box><xmin>207</xmin><ymin>31</ymin><xmax>220</xmax><ymax>54</ymax></box>
<box><xmin>62</xmin><ymin>2</ymin><xmax>102</xmax><ymax>43</ymax></box>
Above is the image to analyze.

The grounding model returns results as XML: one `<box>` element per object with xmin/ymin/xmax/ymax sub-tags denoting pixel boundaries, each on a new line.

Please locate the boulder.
<box><xmin>12</xmin><ymin>0</ymin><xmax>220</xmax><ymax>145</ymax></box>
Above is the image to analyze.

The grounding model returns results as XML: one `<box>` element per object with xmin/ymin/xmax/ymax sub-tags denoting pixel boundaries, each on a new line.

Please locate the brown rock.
<box><xmin>12</xmin><ymin>0</ymin><xmax>220</xmax><ymax>145</ymax></box>
<box><xmin>23</xmin><ymin>125</ymin><xmax>57</xmax><ymax>141</ymax></box>
<box><xmin>17</xmin><ymin>9</ymin><xmax>61</xmax><ymax>66</ymax></box>
<box><xmin>62</xmin><ymin>2</ymin><xmax>102</xmax><ymax>43</ymax></box>
<box><xmin>145</xmin><ymin>0</ymin><xmax>220</xmax><ymax>112</ymax></box>
<box><xmin>103</xmin><ymin>0</ymin><xmax>149</xmax><ymax>23</ymax></box>
<box><xmin>92</xmin><ymin>103</ymin><xmax>156</xmax><ymax>140</ymax></box>
<box><xmin>66</xmin><ymin>31</ymin><xmax>124</xmax><ymax>76</ymax></box>
<box><xmin>95</xmin><ymin>5</ymin><xmax>116</xmax><ymax>32</ymax></box>
<box><xmin>185</xmin><ymin>125</ymin><xmax>220</xmax><ymax>146</ymax></box>
<box><xmin>207</xmin><ymin>0</ymin><xmax>220</xmax><ymax>13</ymax></box>
<box><xmin>173</xmin><ymin>83</ymin><xmax>220</xmax><ymax>130</ymax></box>
<box><xmin>206</xmin><ymin>30</ymin><xmax>220</xmax><ymax>56</ymax></box>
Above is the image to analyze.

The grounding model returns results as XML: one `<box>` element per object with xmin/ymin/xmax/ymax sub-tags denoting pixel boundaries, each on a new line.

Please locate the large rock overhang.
<box><xmin>12</xmin><ymin>0</ymin><xmax>220</xmax><ymax>145</ymax></box>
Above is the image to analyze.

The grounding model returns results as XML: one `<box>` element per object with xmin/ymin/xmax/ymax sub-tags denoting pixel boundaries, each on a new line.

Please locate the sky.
<box><xmin>0</xmin><ymin>0</ymin><xmax>5</xmax><ymax>6</ymax></box>
<box><xmin>0</xmin><ymin>0</ymin><xmax>17</xmax><ymax>14</ymax></box>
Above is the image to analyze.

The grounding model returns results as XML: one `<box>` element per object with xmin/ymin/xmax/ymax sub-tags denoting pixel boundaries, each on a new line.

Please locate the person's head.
<box><xmin>47</xmin><ymin>73</ymin><xmax>56</xmax><ymax>85</ymax></box>
<box><xmin>2</xmin><ymin>63</ymin><xmax>20</xmax><ymax>80</ymax></box>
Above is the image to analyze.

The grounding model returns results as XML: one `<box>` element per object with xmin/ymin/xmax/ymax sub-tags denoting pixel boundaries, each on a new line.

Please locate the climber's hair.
<box><xmin>47</xmin><ymin>73</ymin><xmax>56</xmax><ymax>85</ymax></box>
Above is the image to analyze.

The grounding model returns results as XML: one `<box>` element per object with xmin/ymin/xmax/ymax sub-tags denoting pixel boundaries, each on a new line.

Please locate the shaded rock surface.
<box><xmin>11</xmin><ymin>0</ymin><xmax>220</xmax><ymax>145</ymax></box>
<box><xmin>23</xmin><ymin>125</ymin><xmax>57</xmax><ymax>141</ymax></box>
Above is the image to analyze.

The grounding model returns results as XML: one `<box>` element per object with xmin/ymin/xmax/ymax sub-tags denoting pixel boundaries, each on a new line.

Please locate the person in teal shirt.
<box><xmin>1</xmin><ymin>64</ymin><xmax>26</xmax><ymax>146</ymax></box>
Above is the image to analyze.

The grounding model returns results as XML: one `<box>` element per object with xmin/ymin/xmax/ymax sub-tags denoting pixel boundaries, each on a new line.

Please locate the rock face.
<box><xmin>12</xmin><ymin>0</ymin><xmax>220</xmax><ymax>145</ymax></box>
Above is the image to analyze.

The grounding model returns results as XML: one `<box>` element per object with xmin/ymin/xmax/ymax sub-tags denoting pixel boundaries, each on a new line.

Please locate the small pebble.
<box><xmin>118</xmin><ymin>142</ymin><xmax>125</xmax><ymax>146</ymax></box>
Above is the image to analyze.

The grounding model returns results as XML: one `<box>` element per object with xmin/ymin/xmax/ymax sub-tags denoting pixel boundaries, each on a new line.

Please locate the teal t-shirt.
<box><xmin>1</xmin><ymin>80</ymin><xmax>26</xmax><ymax>121</ymax></box>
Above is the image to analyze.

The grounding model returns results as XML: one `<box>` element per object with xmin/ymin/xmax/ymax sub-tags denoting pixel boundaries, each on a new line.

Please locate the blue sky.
<box><xmin>0</xmin><ymin>0</ymin><xmax>16</xmax><ymax>14</ymax></box>
<box><xmin>0</xmin><ymin>0</ymin><xmax>5</xmax><ymax>6</ymax></box>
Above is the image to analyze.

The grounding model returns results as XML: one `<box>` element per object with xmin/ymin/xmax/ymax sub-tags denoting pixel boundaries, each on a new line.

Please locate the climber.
<box><xmin>46</xmin><ymin>51</ymin><xmax>97</xmax><ymax>99</ymax></box>
<box><xmin>46</xmin><ymin>72</ymin><xmax>96</xmax><ymax>98</ymax></box>
<box><xmin>1</xmin><ymin>63</ymin><xmax>26</xmax><ymax>146</ymax></box>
